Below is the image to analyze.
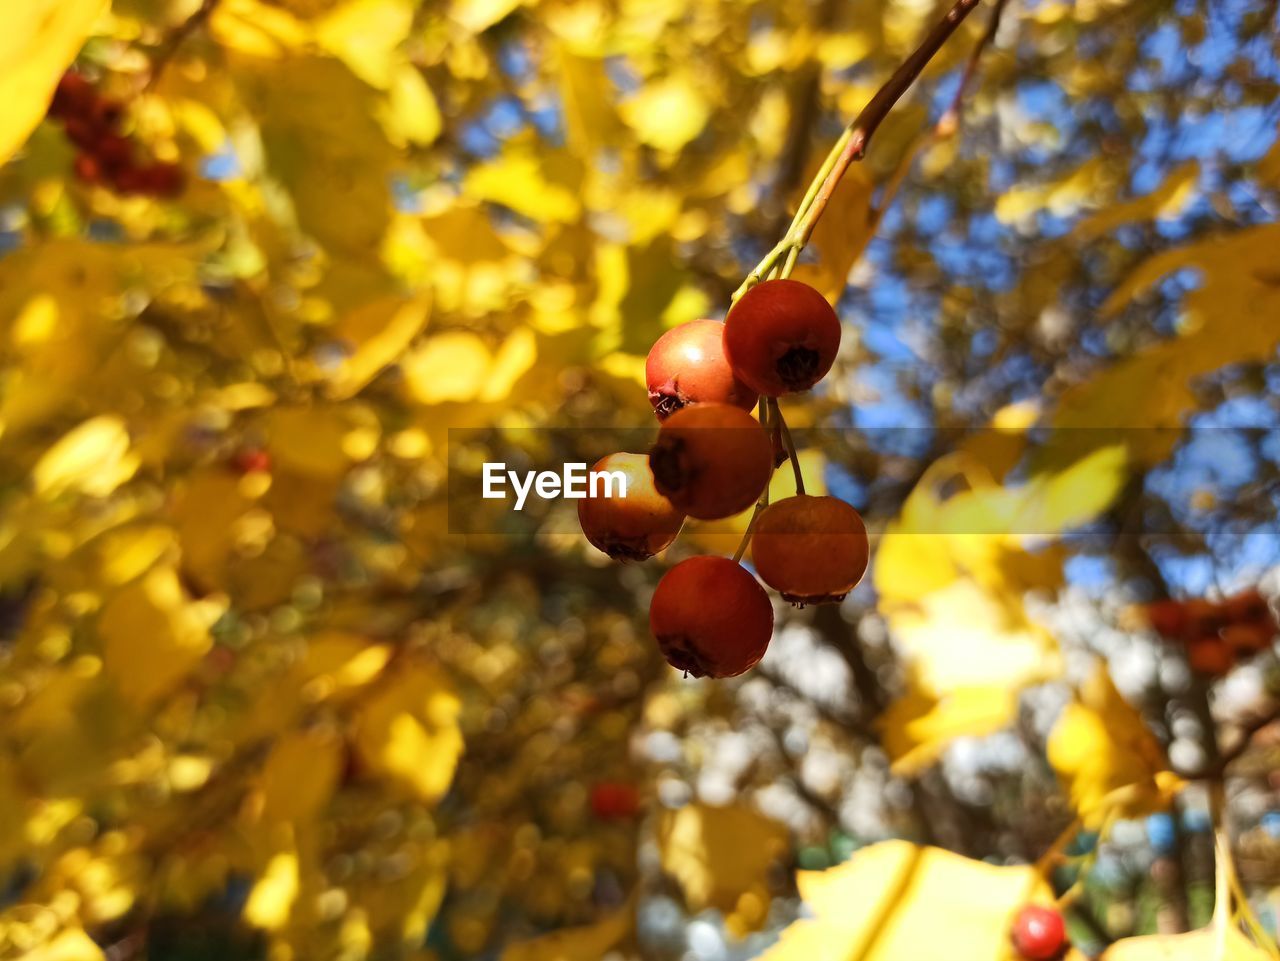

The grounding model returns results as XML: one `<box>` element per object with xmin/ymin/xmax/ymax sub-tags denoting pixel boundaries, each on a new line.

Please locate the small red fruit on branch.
<box><xmin>723</xmin><ymin>279</ymin><xmax>841</xmax><ymax>396</ymax></box>
<box><xmin>645</xmin><ymin>319</ymin><xmax>759</xmax><ymax>421</ymax></box>
<box><xmin>589</xmin><ymin>782</ymin><xmax>641</xmax><ymax>820</ymax></box>
<box><xmin>577</xmin><ymin>452</ymin><xmax>684</xmax><ymax>562</ymax></box>
<box><xmin>1141</xmin><ymin>588</ymin><xmax>1275</xmax><ymax>677</ymax></box>
<box><xmin>751</xmin><ymin>495</ymin><xmax>869</xmax><ymax>606</ymax></box>
<box><xmin>649</xmin><ymin>556</ymin><xmax>774</xmax><ymax>678</ymax></box>
<box><xmin>649</xmin><ymin>403</ymin><xmax>773</xmax><ymax>520</ymax></box>
<box><xmin>1010</xmin><ymin>905</ymin><xmax>1067</xmax><ymax>961</ymax></box>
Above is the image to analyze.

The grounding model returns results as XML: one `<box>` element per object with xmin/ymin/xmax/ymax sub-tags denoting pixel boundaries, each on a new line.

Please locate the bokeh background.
<box><xmin>1</xmin><ymin>0</ymin><xmax>1279</xmax><ymax>959</ymax></box>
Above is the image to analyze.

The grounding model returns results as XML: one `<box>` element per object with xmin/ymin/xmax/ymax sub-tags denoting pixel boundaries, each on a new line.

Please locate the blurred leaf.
<box><xmin>32</xmin><ymin>415</ymin><xmax>137</xmax><ymax>499</ymax></box>
<box><xmin>244</xmin><ymin>844</ymin><xmax>300</xmax><ymax>930</ymax></box>
<box><xmin>1101</xmin><ymin>927</ymin><xmax>1272</xmax><ymax>960</ymax></box>
<box><xmin>620</xmin><ymin>73</ymin><xmax>710</xmax><ymax>153</ymax></box>
<box><xmin>260</xmin><ymin>728</ymin><xmax>343</xmax><ymax>822</ymax></box>
<box><xmin>1047</xmin><ymin>663</ymin><xmax>1181</xmax><ymax>828</ymax></box>
<box><xmin>355</xmin><ymin>664</ymin><xmax>464</xmax><ymax>803</ymax></box>
<box><xmin>329</xmin><ymin>294</ymin><xmax>431</xmax><ymax>399</ymax></box>
<box><xmin>658</xmin><ymin>803</ymin><xmax>788</xmax><ymax>934</ymax></box>
<box><xmin>995</xmin><ymin>157</ymin><xmax>1110</xmax><ymax>225</ymax></box>
<box><xmin>500</xmin><ymin>903</ymin><xmax>633</xmax><ymax>961</ymax></box>
<box><xmin>760</xmin><ymin>841</ymin><xmax>1053</xmax><ymax>961</ymax></box>
<box><xmin>1074</xmin><ymin>161</ymin><xmax>1199</xmax><ymax>241</ymax></box>
<box><xmin>0</xmin><ymin>0</ymin><xmax>106</xmax><ymax>165</ymax></box>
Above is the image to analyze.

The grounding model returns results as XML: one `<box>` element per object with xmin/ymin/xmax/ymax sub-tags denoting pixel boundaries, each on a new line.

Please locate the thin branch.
<box><xmin>146</xmin><ymin>0</ymin><xmax>222</xmax><ymax>90</ymax></box>
<box><xmin>1177</xmin><ymin>705</ymin><xmax>1280</xmax><ymax>780</ymax></box>
<box><xmin>793</xmin><ymin>0</ymin><xmax>983</xmax><ymax>246</ymax></box>
<box><xmin>936</xmin><ymin>0</ymin><xmax>1010</xmax><ymax>136</ymax></box>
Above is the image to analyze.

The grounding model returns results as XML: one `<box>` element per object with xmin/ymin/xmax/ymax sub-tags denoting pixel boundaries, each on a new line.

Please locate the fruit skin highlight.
<box><xmin>649</xmin><ymin>556</ymin><xmax>773</xmax><ymax>678</ymax></box>
<box><xmin>751</xmin><ymin>495</ymin><xmax>869</xmax><ymax>605</ymax></box>
<box><xmin>645</xmin><ymin>319</ymin><xmax>758</xmax><ymax>420</ymax></box>
<box><xmin>577</xmin><ymin>453</ymin><xmax>684</xmax><ymax>561</ymax></box>
<box><xmin>648</xmin><ymin>403</ymin><xmax>772</xmax><ymax>520</ymax></box>
<box><xmin>723</xmin><ymin>278</ymin><xmax>841</xmax><ymax>396</ymax></box>
<box><xmin>1010</xmin><ymin>905</ymin><xmax>1067</xmax><ymax>961</ymax></box>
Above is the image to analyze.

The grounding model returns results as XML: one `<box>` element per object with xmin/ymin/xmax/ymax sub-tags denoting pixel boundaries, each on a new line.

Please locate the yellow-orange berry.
<box><xmin>750</xmin><ymin>495</ymin><xmax>868</xmax><ymax>605</ymax></box>
<box><xmin>577</xmin><ymin>452</ymin><xmax>684</xmax><ymax>561</ymax></box>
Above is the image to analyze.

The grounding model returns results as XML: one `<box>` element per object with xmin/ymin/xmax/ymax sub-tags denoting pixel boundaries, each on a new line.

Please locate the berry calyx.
<box><xmin>577</xmin><ymin>452</ymin><xmax>684</xmax><ymax>562</ymax></box>
<box><xmin>723</xmin><ymin>279</ymin><xmax>841</xmax><ymax>396</ymax></box>
<box><xmin>750</xmin><ymin>495</ymin><xmax>869</xmax><ymax>606</ymax></box>
<box><xmin>1010</xmin><ymin>905</ymin><xmax>1067</xmax><ymax>961</ymax></box>
<box><xmin>649</xmin><ymin>403</ymin><xmax>772</xmax><ymax>520</ymax></box>
<box><xmin>645</xmin><ymin>319</ymin><xmax>758</xmax><ymax>420</ymax></box>
<box><xmin>649</xmin><ymin>556</ymin><xmax>773</xmax><ymax>678</ymax></box>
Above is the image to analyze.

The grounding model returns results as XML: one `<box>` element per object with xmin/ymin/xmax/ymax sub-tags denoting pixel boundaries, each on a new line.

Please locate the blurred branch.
<box><xmin>1176</xmin><ymin>705</ymin><xmax>1280</xmax><ymax>780</ymax></box>
<box><xmin>936</xmin><ymin>0</ymin><xmax>1011</xmax><ymax>136</ymax></box>
<box><xmin>147</xmin><ymin>0</ymin><xmax>221</xmax><ymax>90</ymax></box>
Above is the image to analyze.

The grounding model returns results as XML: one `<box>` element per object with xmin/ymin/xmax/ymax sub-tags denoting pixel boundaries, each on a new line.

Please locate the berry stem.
<box><xmin>772</xmin><ymin>399</ymin><xmax>806</xmax><ymax>496</ymax></box>
<box><xmin>732</xmin><ymin>0</ymin><xmax>985</xmax><ymax>305</ymax></box>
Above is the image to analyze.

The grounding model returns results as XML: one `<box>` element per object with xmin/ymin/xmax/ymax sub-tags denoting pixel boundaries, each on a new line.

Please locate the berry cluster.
<box><xmin>47</xmin><ymin>70</ymin><xmax>185</xmax><ymax>198</ymax></box>
<box><xmin>577</xmin><ymin>278</ymin><xmax>869</xmax><ymax>678</ymax></box>
<box><xmin>1143</xmin><ymin>589</ymin><xmax>1276</xmax><ymax>676</ymax></box>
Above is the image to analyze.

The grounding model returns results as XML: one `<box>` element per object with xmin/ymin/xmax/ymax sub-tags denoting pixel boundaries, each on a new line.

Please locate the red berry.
<box><xmin>649</xmin><ymin>403</ymin><xmax>772</xmax><ymax>520</ymax></box>
<box><xmin>589</xmin><ymin>782</ymin><xmax>640</xmax><ymax>820</ymax></box>
<box><xmin>1186</xmin><ymin>635</ymin><xmax>1234</xmax><ymax>676</ymax></box>
<box><xmin>1011</xmin><ymin>905</ymin><xmax>1067</xmax><ymax>961</ymax></box>
<box><xmin>1224</xmin><ymin>588</ymin><xmax>1270</xmax><ymax>625</ymax></box>
<box><xmin>138</xmin><ymin>162</ymin><xmax>186</xmax><ymax>198</ymax></box>
<box><xmin>1221</xmin><ymin>622</ymin><xmax>1272</xmax><ymax>657</ymax></box>
<box><xmin>232</xmin><ymin>448</ymin><xmax>271</xmax><ymax>474</ymax></box>
<box><xmin>649</xmin><ymin>556</ymin><xmax>773</xmax><ymax>678</ymax></box>
<box><xmin>751</xmin><ymin>495</ymin><xmax>869</xmax><ymax>606</ymax></box>
<box><xmin>577</xmin><ymin>452</ymin><xmax>684</xmax><ymax>561</ymax></box>
<box><xmin>49</xmin><ymin>71</ymin><xmax>95</xmax><ymax>119</ymax></box>
<box><xmin>64</xmin><ymin>117</ymin><xmax>98</xmax><ymax>150</ymax></box>
<box><xmin>109</xmin><ymin>164</ymin><xmax>146</xmax><ymax>194</ymax></box>
<box><xmin>93</xmin><ymin>133</ymin><xmax>134</xmax><ymax>171</ymax></box>
<box><xmin>89</xmin><ymin>98</ymin><xmax>126</xmax><ymax>131</ymax></box>
<box><xmin>1143</xmin><ymin>599</ymin><xmax>1186</xmax><ymax>638</ymax></box>
<box><xmin>723</xmin><ymin>279</ymin><xmax>841</xmax><ymax>396</ymax></box>
<box><xmin>72</xmin><ymin>153</ymin><xmax>101</xmax><ymax>184</ymax></box>
<box><xmin>645</xmin><ymin>319</ymin><xmax>758</xmax><ymax>421</ymax></box>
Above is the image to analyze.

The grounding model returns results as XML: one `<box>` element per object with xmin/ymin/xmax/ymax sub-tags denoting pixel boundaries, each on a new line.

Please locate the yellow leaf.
<box><xmin>266</xmin><ymin>405</ymin><xmax>378</xmax><ymax>478</ymax></box>
<box><xmin>0</xmin><ymin>0</ymin><xmax>106</xmax><ymax>165</ymax></box>
<box><xmin>1047</xmin><ymin>663</ymin><xmax>1179</xmax><ymax>828</ymax></box>
<box><xmin>382</xmin><ymin>61</ymin><xmax>443</xmax><ymax>146</ymax></box>
<box><xmin>555</xmin><ymin>44</ymin><xmax>621</xmax><ymax>157</ymax></box>
<box><xmin>302</xmin><ymin>631</ymin><xmax>393</xmax><ymax>697</ymax></box>
<box><xmin>761</xmin><ymin>841</ymin><xmax>1052</xmax><ymax>961</ymax></box>
<box><xmin>480</xmin><ymin>327</ymin><xmax>538</xmax><ymax>402</ymax></box>
<box><xmin>22</xmin><ymin>927</ymin><xmax>105</xmax><ymax>961</ymax></box>
<box><xmin>315</xmin><ymin>0</ymin><xmax>413</xmax><ymax>89</ymax></box>
<box><xmin>465</xmin><ymin>151</ymin><xmax>582</xmax><ymax>224</ymax></box>
<box><xmin>620</xmin><ymin>74</ymin><xmax>710</xmax><ymax>153</ymax></box>
<box><xmin>1075</xmin><ymin>161</ymin><xmax>1199</xmax><ymax>241</ymax></box>
<box><xmin>450</xmin><ymin>0</ymin><xmax>524</xmax><ymax>32</ymax></box>
<box><xmin>329</xmin><ymin>295</ymin><xmax>431</xmax><ymax>399</ymax></box>
<box><xmin>500</xmin><ymin>904</ymin><xmax>633</xmax><ymax>961</ymax></box>
<box><xmin>261</xmin><ymin>728</ymin><xmax>343</xmax><ymax>822</ymax></box>
<box><xmin>32</xmin><ymin>416</ymin><xmax>138</xmax><ymax>499</ymax></box>
<box><xmin>402</xmin><ymin>331</ymin><xmax>493</xmax><ymax>404</ymax></box>
<box><xmin>879</xmin><ymin>680</ymin><xmax>1022</xmax><ymax>776</ymax></box>
<box><xmin>995</xmin><ymin>157</ymin><xmax>1111</xmax><ymax>225</ymax></box>
<box><xmin>658</xmin><ymin>804</ymin><xmax>788</xmax><ymax>933</ymax></box>
<box><xmin>1102</xmin><ymin>927</ymin><xmax>1273</xmax><ymax>960</ymax></box>
<box><xmin>244</xmin><ymin>847</ymin><xmax>300</xmax><ymax>930</ymax></box>
<box><xmin>172</xmin><ymin>467</ymin><xmax>255</xmax><ymax>594</ymax></box>
<box><xmin>355</xmin><ymin>664</ymin><xmax>463</xmax><ymax>803</ymax></box>
<box><xmin>98</xmin><ymin>564</ymin><xmax>226</xmax><ymax>707</ymax></box>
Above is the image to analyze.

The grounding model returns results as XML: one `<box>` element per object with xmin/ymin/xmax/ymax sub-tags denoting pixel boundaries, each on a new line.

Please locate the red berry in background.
<box><xmin>89</xmin><ymin>98</ymin><xmax>125</xmax><ymax>131</ymax></box>
<box><xmin>73</xmin><ymin>153</ymin><xmax>101</xmax><ymax>184</ymax></box>
<box><xmin>1221</xmin><ymin>622</ymin><xmax>1272</xmax><ymax>657</ymax></box>
<box><xmin>589</xmin><ymin>782</ymin><xmax>640</xmax><ymax>820</ymax></box>
<box><xmin>751</xmin><ymin>495</ymin><xmax>869</xmax><ymax>606</ymax></box>
<box><xmin>1224</xmin><ymin>588</ymin><xmax>1271</xmax><ymax>625</ymax></box>
<box><xmin>232</xmin><ymin>448</ymin><xmax>272</xmax><ymax>474</ymax></box>
<box><xmin>723</xmin><ymin>278</ymin><xmax>841</xmax><ymax>396</ymax></box>
<box><xmin>1186</xmin><ymin>635</ymin><xmax>1234</xmax><ymax>676</ymax></box>
<box><xmin>649</xmin><ymin>402</ymin><xmax>772</xmax><ymax>520</ymax></box>
<box><xmin>48</xmin><ymin>71</ymin><xmax>95</xmax><ymax>119</ymax></box>
<box><xmin>110</xmin><ymin>165</ymin><xmax>147</xmax><ymax>195</ymax></box>
<box><xmin>64</xmin><ymin>117</ymin><xmax>98</xmax><ymax>150</ymax></box>
<box><xmin>645</xmin><ymin>319</ymin><xmax>758</xmax><ymax>421</ymax></box>
<box><xmin>577</xmin><ymin>452</ymin><xmax>684</xmax><ymax>561</ymax></box>
<box><xmin>93</xmin><ymin>133</ymin><xmax>134</xmax><ymax>171</ymax></box>
<box><xmin>138</xmin><ymin>162</ymin><xmax>186</xmax><ymax>198</ymax></box>
<box><xmin>1010</xmin><ymin>905</ymin><xmax>1067</xmax><ymax>961</ymax></box>
<box><xmin>1143</xmin><ymin>599</ymin><xmax>1187</xmax><ymax>639</ymax></box>
<box><xmin>649</xmin><ymin>556</ymin><xmax>773</xmax><ymax>678</ymax></box>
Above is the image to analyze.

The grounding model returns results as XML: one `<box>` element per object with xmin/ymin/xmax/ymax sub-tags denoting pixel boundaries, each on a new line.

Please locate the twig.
<box><xmin>1177</xmin><ymin>705</ymin><xmax>1280</xmax><ymax>780</ymax></box>
<box><xmin>936</xmin><ymin>0</ymin><xmax>1010</xmax><ymax>136</ymax></box>
<box><xmin>146</xmin><ymin>0</ymin><xmax>222</xmax><ymax>90</ymax></box>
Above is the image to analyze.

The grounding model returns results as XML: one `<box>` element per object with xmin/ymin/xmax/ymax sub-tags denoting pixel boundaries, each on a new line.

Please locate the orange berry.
<box><xmin>645</xmin><ymin>319</ymin><xmax>758</xmax><ymax>421</ymax></box>
<box><xmin>577</xmin><ymin>452</ymin><xmax>684</xmax><ymax>561</ymax></box>
<box><xmin>72</xmin><ymin>153</ymin><xmax>101</xmax><ymax>184</ymax></box>
<box><xmin>1144</xmin><ymin>599</ymin><xmax>1187</xmax><ymax>639</ymax></box>
<box><xmin>649</xmin><ymin>556</ymin><xmax>773</xmax><ymax>678</ymax></box>
<box><xmin>1221</xmin><ymin>622</ymin><xmax>1273</xmax><ymax>657</ymax></box>
<box><xmin>723</xmin><ymin>279</ymin><xmax>841</xmax><ymax>396</ymax></box>
<box><xmin>649</xmin><ymin>403</ymin><xmax>772</xmax><ymax>520</ymax></box>
<box><xmin>1223</xmin><ymin>588</ymin><xmax>1270</xmax><ymax>625</ymax></box>
<box><xmin>589</xmin><ymin>782</ymin><xmax>641</xmax><ymax>819</ymax></box>
<box><xmin>1186</xmin><ymin>635</ymin><xmax>1234</xmax><ymax>676</ymax></box>
<box><xmin>750</xmin><ymin>495</ymin><xmax>869</xmax><ymax>605</ymax></box>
